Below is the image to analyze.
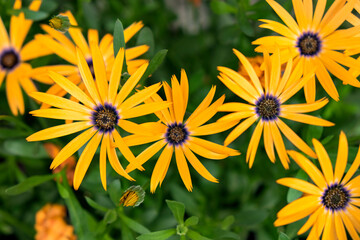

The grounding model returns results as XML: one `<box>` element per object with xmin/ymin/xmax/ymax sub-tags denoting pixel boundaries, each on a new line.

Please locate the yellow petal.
<box><xmin>150</xmin><ymin>145</ymin><xmax>173</xmax><ymax>193</ymax></box>
<box><xmin>99</xmin><ymin>135</ymin><xmax>107</xmax><ymax>190</ymax></box>
<box><xmin>90</xmin><ymin>39</ymin><xmax>108</xmax><ymax>103</ymax></box>
<box><xmin>340</xmin><ymin>211</ymin><xmax>360</xmax><ymax>240</ymax></box>
<box><xmin>288</xmin><ymin>150</ymin><xmax>327</xmax><ymax>189</ymax></box>
<box><xmin>264</xmin><ymin>121</ymin><xmax>275</xmax><ymax>163</ymax></box>
<box><xmin>342</xmin><ymin>146</ymin><xmax>360</xmax><ymax>184</ymax></box>
<box><xmin>50</xmin><ymin>128</ymin><xmax>96</xmax><ymax>169</ymax></box>
<box><xmin>20</xmin><ymin>39</ymin><xmax>53</xmax><ymax>61</ymax></box>
<box><xmin>186</xmin><ymin>140</ymin><xmax>228</xmax><ymax>160</ymax></box>
<box><xmin>277</xmin><ymin>195</ymin><xmax>320</xmax><ymax>218</ymax></box>
<box><xmin>40</xmin><ymin>24</ymin><xmax>75</xmax><ymax>52</ymax></box>
<box><xmin>224</xmin><ymin>115</ymin><xmax>257</xmax><ymax>146</ymax></box>
<box><xmin>334</xmin><ymin>131</ymin><xmax>348</xmax><ymax>183</ymax></box>
<box><xmin>115</xmin><ymin>63</ymin><xmax>149</xmax><ymax>106</ymax></box>
<box><xmin>297</xmin><ymin>206</ymin><xmax>324</xmax><ymax>235</ymax></box>
<box><xmin>108</xmin><ymin>47</ymin><xmax>124</xmax><ymax>103</ymax></box>
<box><xmin>281</xmin><ymin>97</ymin><xmax>329</xmax><ymax>113</ymax></box>
<box><xmin>247</xmin><ymin>120</ymin><xmax>264</xmax><ymax>168</ymax></box>
<box><xmin>258</xmin><ymin>19</ymin><xmax>296</xmax><ymax>39</ymax></box>
<box><xmin>313</xmin><ymin>138</ymin><xmax>333</xmax><ymax>184</ymax></box>
<box><xmin>191</xmin><ymin>120</ymin><xmax>239</xmax><ymax>136</ymax></box>
<box><xmin>217</xmin><ymin>74</ymin><xmax>254</xmax><ymax>104</ymax></box>
<box><xmin>30</xmin><ymin>108</ymin><xmax>90</xmax><ymax>121</ymax></box>
<box><xmin>65</xmin><ymin>11</ymin><xmax>90</xmax><ymax>56</ymax></box>
<box><xmin>27</xmin><ymin>121</ymin><xmax>91</xmax><ymax>142</ymax></box>
<box><xmin>190</xmin><ymin>137</ymin><xmax>240</xmax><ymax>156</ymax></box>
<box><xmin>48</xmin><ymin>71</ymin><xmax>95</xmax><ymax>108</ymax></box>
<box><xmin>171</xmin><ymin>74</ymin><xmax>185</xmax><ymax>123</ymax></box>
<box><xmin>182</xmin><ymin>144</ymin><xmax>218</xmax><ymax>183</ymax></box>
<box><xmin>124</xmin><ymin>21</ymin><xmax>143</xmax><ymax>43</ymax></box>
<box><xmin>73</xmin><ymin>132</ymin><xmax>103</xmax><ymax>190</ymax></box>
<box><xmin>175</xmin><ymin>147</ymin><xmax>193</xmax><ymax>191</ymax></box>
<box><xmin>6</xmin><ymin>73</ymin><xmax>24</xmax><ymax>115</ymax></box>
<box><xmin>107</xmin><ymin>134</ymin><xmax>134</xmax><ymax>181</ymax></box>
<box><xmin>334</xmin><ymin>211</ymin><xmax>348</xmax><ymax>240</ymax></box>
<box><xmin>276</xmin><ymin>118</ymin><xmax>317</xmax><ymax>158</ymax></box>
<box><xmin>186</xmin><ymin>86</ymin><xmax>216</xmax><ymax>123</ymax></box>
<box><xmin>125</xmin><ymin>45</ymin><xmax>149</xmax><ymax>60</ymax></box>
<box><xmin>112</xmin><ymin>130</ymin><xmax>144</xmax><ymax>171</ymax></box>
<box><xmin>0</xmin><ymin>17</ymin><xmax>9</xmax><ymax>46</ymax></box>
<box><xmin>126</xmin><ymin>140</ymin><xmax>167</xmax><ymax>173</ymax></box>
<box><xmin>280</xmin><ymin>112</ymin><xmax>334</xmax><ymax>127</ymax></box>
<box><xmin>276</xmin><ymin>178</ymin><xmax>322</xmax><ymax>195</ymax></box>
<box><xmin>218</xmin><ymin>102</ymin><xmax>254</xmax><ymax>112</ymax></box>
<box><xmin>121</xmin><ymin>102</ymin><xmax>171</xmax><ymax>119</ymax></box>
<box><xmin>265</xmin><ymin>0</ymin><xmax>300</xmax><ymax>34</ymax></box>
<box><xmin>123</xmin><ymin>134</ymin><xmax>164</xmax><ymax>147</ymax></box>
<box><xmin>269</xmin><ymin>121</ymin><xmax>289</xmax><ymax>169</ymax></box>
<box><xmin>180</xmin><ymin>69</ymin><xmax>189</xmax><ymax>115</ymax></box>
<box><xmin>30</xmin><ymin>92</ymin><xmax>92</xmax><ymax>114</ymax></box>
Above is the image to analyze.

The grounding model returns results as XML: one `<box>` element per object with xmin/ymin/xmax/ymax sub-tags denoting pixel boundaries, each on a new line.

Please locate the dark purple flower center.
<box><xmin>91</xmin><ymin>103</ymin><xmax>119</xmax><ymax>133</ymax></box>
<box><xmin>255</xmin><ymin>94</ymin><xmax>280</xmax><ymax>121</ymax></box>
<box><xmin>0</xmin><ymin>48</ymin><xmax>20</xmax><ymax>71</ymax></box>
<box><xmin>165</xmin><ymin>122</ymin><xmax>189</xmax><ymax>146</ymax></box>
<box><xmin>296</xmin><ymin>32</ymin><xmax>322</xmax><ymax>57</ymax></box>
<box><xmin>321</xmin><ymin>183</ymin><xmax>350</xmax><ymax>211</ymax></box>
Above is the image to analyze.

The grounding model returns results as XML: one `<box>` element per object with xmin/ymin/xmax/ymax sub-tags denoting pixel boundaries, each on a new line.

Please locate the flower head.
<box><xmin>275</xmin><ymin>132</ymin><xmax>360</xmax><ymax>239</ymax></box>
<box><xmin>122</xmin><ymin>69</ymin><xmax>240</xmax><ymax>193</ymax></box>
<box><xmin>32</xmin><ymin>11</ymin><xmax>149</xmax><ymax>108</ymax></box>
<box><xmin>0</xmin><ymin>0</ymin><xmax>52</xmax><ymax>115</ymax></box>
<box><xmin>253</xmin><ymin>0</ymin><xmax>360</xmax><ymax>102</ymax></box>
<box><xmin>217</xmin><ymin>49</ymin><xmax>334</xmax><ymax>168</ymax></box>
<box><xmin>27</xmin><ymin>44</ymin><xmax>170</xmax><ymax>190</ymax></box>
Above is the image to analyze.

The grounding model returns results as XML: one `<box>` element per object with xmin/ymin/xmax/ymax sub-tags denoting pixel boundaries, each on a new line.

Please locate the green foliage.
<box><xmin>5</xmin><ymin>174</ymin><xmax>55</xmax><ymax>195</ymax></box>
<box><xmin>113</xmin><ymin>19</ymin><xmax>127</xmax><ymax>72</ymax></box>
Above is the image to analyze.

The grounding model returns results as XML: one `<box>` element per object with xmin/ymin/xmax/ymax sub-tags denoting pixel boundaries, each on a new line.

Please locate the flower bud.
<box><xmin>119</xmin><ymin>185</ymin><xmax>145</xmax><ymax>207</ymax></box>
<box><xmin>49</xmin><ymin>14</ymin><xmax>71</xmax><ymax>33</ymax></box>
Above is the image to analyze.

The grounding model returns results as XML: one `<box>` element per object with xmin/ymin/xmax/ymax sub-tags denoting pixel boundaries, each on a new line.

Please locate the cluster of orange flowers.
<box><xmin>1</xmin><ymin>0</ymin><xmax>360</xmax><ymax>238</ymax></box>
<box><xmin>35</xmin><ymin>204</ymin><xmax>76</xmax><ymax>240</ymax></box>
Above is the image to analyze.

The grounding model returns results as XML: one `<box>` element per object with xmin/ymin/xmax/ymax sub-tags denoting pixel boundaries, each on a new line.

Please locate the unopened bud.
<box><xmin>119</xmin><ymin>185</ymin><xmax>145</xmax><ymax>207</ymax></box>
<box><xmin>49</xmin><ymin>15</ymin><xmax>71</xmax><ymax>33</ymax></box>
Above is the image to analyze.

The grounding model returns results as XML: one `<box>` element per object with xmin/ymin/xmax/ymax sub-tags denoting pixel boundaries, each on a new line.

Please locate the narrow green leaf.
<box><xmin>287</xmin><ymin>169</ymin><xmax>308</xmax><ymax>203</ymax></box>
<box><xmin>138</xmin><ymin>49</ymin><xmax>167</xmax><ymax>86</ymax></box>
<box><xmin>56</xmin><ymin>181</ymin><xmax>69</xmax><ymax>199</ymax></box>
<box><xmin>187</xmin><ymin>230</ymin><xmax>212</xmax><ymax>240</ymax></box>
<box><xmin>108</xmin><ymin>179</ymin><xmax>122</xmax><ymax>206</ymax></box>
<box><xmin>120</xmin><ymin>214</ymin><xmax>150</xmax><ymax>234</ymax></box>
<box><xmin>166</xmin><ymin>200</ymin><xmax>185</xmax><ymax>224</ymax></box>
<box><xmin>305</xmin><ymin>124</ymin><xmax>323</xmax><ymax>145</ymax></box>
<box><xmin>0</xmin><ymin>115</ymin><xmax>32</xmax><ymax>131</ymax></box>
<box><xmin>85</xmin><ymin>196</ymin><xmax>109</xmax><ymax>212</ymax></box>
<box><xmin>221</xmin><ymin>215</ymin><xmax>234</xmax><ymax>230</ymax></box>
<box><xmin>136</xmin><ymin>27</ymin><xmax>155</xmax><ymax>57</ymax></box>
<box><xmin>113</xmin><ymin>19</ymin><xmax>127</xmax><ymax>72</ymax></box>
<box><xmin>3</xmin><ymin>139</ymin><xmax>48</xmax><ymax>158</ymax></box>
<box><xmin>278</xmin><ymin>232</ymin><xmax>291</xmax><ymax>240</ymax></box>
<box><xmin>104</xmin><ymin>209</ymin><xmax>117</xmax><ymax>224</ymax></box>
<box><xmin>210</xmin><ymin>0</ymin><xmax>237</xmax><ymax>14</ymax></box>
<box><xmin>184</xmin><ymin>216</ymin><xmax>199</xmax><ymax>227</ymax></box>
<box><xmin>9</xmin><ymin>9</ymin><xmax>49</xmax><ymax>21</ymax></box>
<box><xmin>137</xmin><ymin>229</ymin><xmax>176</xmax><ymax>240</ymax></box>
<box><xmin>5</xmin><ymin>174</ymin><xmax>55</xmax><ymax>195</ymax></box>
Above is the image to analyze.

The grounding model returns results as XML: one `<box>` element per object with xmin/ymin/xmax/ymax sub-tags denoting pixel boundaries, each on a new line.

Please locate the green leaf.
<box><xmin>85</xmin><ymin>196</ymin><xmax>109</xmax><ymax>212</ymax></box>
<box><xmin>166</xmin><ymin>200</ymin><xmax>185</xmax><ymax>224</ymax></box>
<box><xmin>187</xmin><ymin>230</ymin><xmax>212</xmax><ymax>240</ymax></box>
<box><xmin>138</xmin><ymin>49</ymin><xmax>167</xmax><ymax>86</ymax></box>
<box><xmin>137</xmin><ymin>229</ymin><xmax>176</xmax><ymax>240</ymax></box>
<box><xmin>104</xmin><ymin>209</ymin><xmax>117</xmax><ymax>224</ymax></box>
<box><xmin>9</xmin><ymin>9</ymin><xmax>49</xmax><ymax>21</ymax></box>
<box><xmin>278</xmin><ymin>232</ymin><xmax>291</xmax><ymax>240</ymax></box>
<box><xmin>5</xmin><ymin>174</ymin><xmax>55</xmax><ymax>195</ymax></box>
<box><xmin>56</xmin><ymin>181</ymin><xmax>69</xmax><ymax>199</ymax></box>
<box><xmin>321</xmin><ymin>135</ymin><xmax>334</xmax><ymax>146</ymax></box>
<box><xmin>287</xmin><ymin>169</ymin><xmax>308</xmax><ymax>203</ymax></box>
<box><xmin>210</xmin><ymin>0</ymin><xmax>237</xmax><ymax>14</ymax></box>
<box><xmin>185</xmin><ymin>216</ymin><xmax>199</xmax><ymax>227</ymax></box>
<box><xmin>113</xmin><ymin>19</ymin><xmax>127</xmax><ymax>72</ymax></box>
<box><xmin>136</xmin><ymin>27</ymin><xmax>155</xmax><ymax>57</ymax></box>
<box><xmin>108</xmin><ymin>179</ymin><xmax>122</xmax><ymax>206</ymax></box>
<box><xmin>3</xmin><ymin>139</ymin><xmax>48</xmax><ymax>158</ymax></box>
<box><xmin>120</xmin><ymin>214</ymin><xmax>150</xmax><ymax>234</ymax></box>
<box><xmin>305</xmin><ymin>124</ymin><xmax>323</xmax><ymax>145</ymax></box>
<box><xmin>221</xmin><ymin>215</ymin><xmax>235</xmax><ymax>230</ymax></box>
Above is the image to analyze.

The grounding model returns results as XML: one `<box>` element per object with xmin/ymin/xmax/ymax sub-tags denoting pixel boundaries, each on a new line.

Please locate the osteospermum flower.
<box><xmin>123</xmin><ymin>69</ymin><xmax>239</xmax><ymax>193</ymax></box>
<box><xmin>0</xmin><ymin>0</ymin><xmax>52</xmax><ymax>115</ymax></box>
<box><xmin>31</xmin><ymin>11</ymin><xmax>148</xmax><ymax>107</ymax></box>
<box><xmin>26</xmin><ymin>44</ymin><xmax>170</xmax><ymax>190</ymax></box>
<box><xmin>217</xmin><ymin>49</ymin><xmax>333</xmax><ymax>169</ymax></box>
<box><xmin>275</xmin><ymin>132</ymin><xmax>360</xmax><ymax>239</ymax></box>
<box><xmin>253</xmin><ymin>0</ymin><xmax>360</xmax><ymax>103</ymax></box>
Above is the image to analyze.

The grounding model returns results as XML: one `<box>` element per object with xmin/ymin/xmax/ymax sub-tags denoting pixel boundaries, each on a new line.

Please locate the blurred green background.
<box><xmin>0</xmin><ymin>0</ymin><xmax>359</xmax><ymax>239</ymax></box>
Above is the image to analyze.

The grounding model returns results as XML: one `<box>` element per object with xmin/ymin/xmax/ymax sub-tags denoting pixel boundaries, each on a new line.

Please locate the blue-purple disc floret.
<box><xmin>321</xmin><ymin>183</ymin><xmax>350</xmax><ymax>212</ymax></box>
<box><xmin>91</xmin><ymin>103</ymin><xmax>120</xmax><ymax>133</ymax></box>
<box><xmin>255</xmin><ymin>94</ymin><xmax>280</xmax><ymax>121</ymax></box>
<box><xmin>296</xmin><ymin>31</ymin><xmax>322</xmax><ymax>57</ymax></box>
<box><xmin>165</xmin><ymin>122</ymin><xmax>189</xmax><ymax>146</ymax></box>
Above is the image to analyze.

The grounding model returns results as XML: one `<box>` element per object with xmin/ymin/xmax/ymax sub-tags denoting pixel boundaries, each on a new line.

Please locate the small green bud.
<box><xmin>119</xmin><ymin>185</ymin><xmax>145</xmax><ymax>207</ymax></box>
<box><xmin>49</xmin><ymin>14</ymin><xmax>71</xmax><ymax>33</ymax></box>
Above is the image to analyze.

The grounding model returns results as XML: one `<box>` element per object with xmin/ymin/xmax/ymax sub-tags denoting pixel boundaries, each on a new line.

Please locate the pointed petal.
<box><xmin>264</xmin><ymin>122</ymin><xmax>275</xmax><ymax>163</ymax></box>
<box><xmin>281</xmin><ymin>97</ymin><xmax>329</xmax><ymax>113</ymax></box>
<box><xmin>65</xmin><ymin>11</ymin><xmax>90</xmax><ymax>56</ymax></box>
<box><xmin>150</xmin><ymin>145</ymin><xmax>173</xmax><ymax>193</ymax></box>
<box><xmin>276</xmin><ymin>178</ymin><xmax>322</xmax><ymax>195</ymax></box>
<box><xmin>108</xmin><ymin>48</ymin><xmax>124</xmax><ymax>103</ymax></box>
<box><xmin>190</xmin><ymin>137</ymin><xmax>240</xmax><ymax>156</ymax></box>
<box><xmin>334</xmin><ymin>131</ymin><xmax>348</xmax><ymax>183</ymax></box>
<box><xmin>297</xmin><ymin>206</ymin><xmax>324</xmax><ymax>235</ymax></box>
<box><xmin>247</xmin><ymin>121</ymin><xmax>264</xmax><ymax>168</ymax></box>
<box><xmin>224</xmin><ymin>115</ymin><xmax>257</xmax><ymax>146</ymax></box>
<box><xmin>186</xmin><ymin>141</ymin><xmax>228</xmax><ymax>160</ymax></box>
<box><xmin>6</xmin><ymin>73</ymin><xmax>24</xmax><ymax>115</ymax></box>
<box><xmin>175</xmin><ymin>147</ymin><xmax>193</xmax><ymax>191</ymax></box>
<box><xmin>124</xmin><ymin>21</ymin><xmax>143</xmax><ymax>43</ymax></box>
<box><xmin>171</xmin><ymin>75</ymin><xmax>185</xmax><ymax>123</ymax></box>
<box><xmin>121</xmin><ymin>83</ymin><xmax>162</xmax><ymax>111</ymax></box>
<box><xmin>30</xmin><ymin>109</ymin><xmax>90</xmax><ymax>121</ymax></box>
<box><xmin>288</xmin><ymin>150</ymin><xmax>327</xmax><ymax>189</ymax></box>
<box><xmin>334</xmin><ymin>211</ymin><xmax>348</xmax><ymax>240</ymax></box>
<box><xmin>27</xmin><ymin>121</ymin><xmax>91</xmax><ymax>142</ymax></box>
<box><xmin>50</xmin><ymin>128</ymin><xmax>96</xmax><ymax>169</ymax></box>
<box><xmin>99</xmin><ymin>134</ymin><xmax>108</xmax><ymax>190</ymax></box>
<box><xmin>342</xmin><ymin>146</ymin><xmax>360</xmax><ymax>185</ymax></box>
<box><xmin>191</xmin><ymin>120</ymin><xmax>239</xmax><ymax>136</ymax></box>
<box><xmin>90</xmin><ymin>39</ymin><xmax>108</xmax><ymax>103</ymax></box>
<box><xmin>182</xmin><ymin>145</ymin><xmax>218</xmax><ymax>183</ymax></box>
<box><xmin>186</xmin><ymin>86</ymin><xmax>216</xmax><ymax>122</ymax></box>
<box><xmin>73</xmin><ymin>132</ymin><xmax>102</xmax><ymax>190</ymax></box>
<box><xmin>121</xmin><ymin>102</ymin><xmax>171</xmax><ymax>119</ymax></box>
<box><xmin>280</xmin><ymin>112</ymin><xmax>334</xmax><ymax>126</ymax></box>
